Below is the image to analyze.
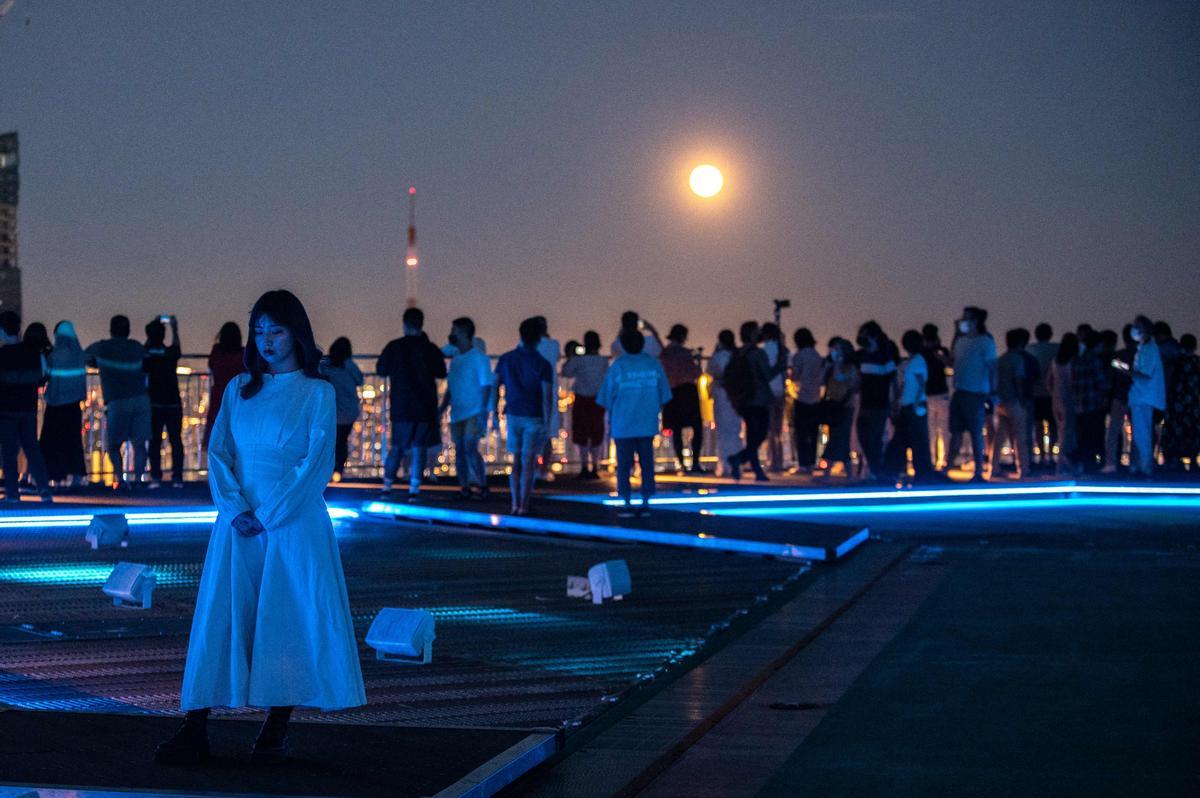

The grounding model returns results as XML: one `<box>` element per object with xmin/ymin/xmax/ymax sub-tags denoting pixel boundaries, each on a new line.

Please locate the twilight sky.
<box><xmin>2</xmin><ymin>1</ymin><xmax>1198</xmax><ymax>357</ymax></box>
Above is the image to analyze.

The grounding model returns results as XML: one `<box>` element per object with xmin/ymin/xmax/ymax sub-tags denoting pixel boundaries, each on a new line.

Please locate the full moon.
<box><xmin>689</xmin><ymin>164</ymin><xmax>723</xmax><ymax>197</ymax></box>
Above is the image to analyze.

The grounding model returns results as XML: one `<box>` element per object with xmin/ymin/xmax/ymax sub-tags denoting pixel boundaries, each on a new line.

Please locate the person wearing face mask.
<box><xmin>948</xmin><ymin>307</ymin><xmax>997</xmax><ymax>482</ymax></box>
<box><xmin>439</xmin><ymin>317</ymin><xmax>494</xmax><ymax>498</ymax></box>
<box><xmin>159</xmin><ymin>290</ymin><xmax>364</xmax><ymax>767</ymax></box>
<box><xmin>819</xmin><ymin>337</ymin><xmax>859</xmax><ymax>477</ymax></box>
<box><xmin>1127</xmin><ymin>315</ymin><xmax>1165</xmax><ymax>476</ymax></box>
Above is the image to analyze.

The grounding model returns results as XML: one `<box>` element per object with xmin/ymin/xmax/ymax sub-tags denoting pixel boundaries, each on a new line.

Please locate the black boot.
<box><xmin>250</xmin><ymin>706</ymin><xmax>292</xmax><ymax>765</ymax></box>
<box><xmin>155</xmin><ymin>709</ymin><xmax>210</xmax><ymax>766</ymax></box>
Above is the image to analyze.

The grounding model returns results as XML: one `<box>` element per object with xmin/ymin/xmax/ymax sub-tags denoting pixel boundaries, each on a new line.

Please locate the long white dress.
<box><xmin>706</xmin><ymin>350</ymin><xmax>745</xmax><ymax>475</ymax></box>
<box><xmin>181</xmin><ymin>371</ymin><xmax>365</xmax><ymax>711</ymax></box>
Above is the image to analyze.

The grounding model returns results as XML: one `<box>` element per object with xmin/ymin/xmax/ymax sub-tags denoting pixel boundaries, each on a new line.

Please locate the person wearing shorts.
<box><xmin>85</xmin><ymin>315</ymin><xmax>150</xmax><ymax>490</ymax></box>
<box><xmin>495</xmin><ymin>318</ymin><xmax>553</xmax><ymax>515</ymax></box>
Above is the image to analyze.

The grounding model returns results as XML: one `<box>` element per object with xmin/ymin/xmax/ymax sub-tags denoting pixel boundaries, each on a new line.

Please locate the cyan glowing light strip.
<box><xmin>580</xmin><ymin>483</ymin><xmax>1200</xmax><ymax>507</ymax></box>
<box><xmin>0</xmin><ymin>505</ymin><xmax>359</xmax><ymax>530</ymax></box>
<box><xmin>361</xmin><ymin>500</ymin><xmax>852</xmax><ymax>561</ymax></box>
<box><xmin>706</xmin><ymin>496</ymin><xmax>1200</xmax><ymax>518</ymax></box>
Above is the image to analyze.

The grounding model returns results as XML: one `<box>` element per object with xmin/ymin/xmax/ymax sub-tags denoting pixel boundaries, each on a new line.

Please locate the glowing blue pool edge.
<box><xmin>551</xmin><ymin>482</ymin><xmax>1200</xmax><ymax>507</ymax></box>
<box><xmin>0</xmin><ymin>504</ymin><xmax>360</xmax><ymax>528</ymax></box>
<box><xmin>360</xmin><ymin>500</ymin><xmax>850</xmax><ymax>561</ymax></box>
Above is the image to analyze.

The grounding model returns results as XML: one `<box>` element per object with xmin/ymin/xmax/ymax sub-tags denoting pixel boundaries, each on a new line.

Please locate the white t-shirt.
<box><xmin>447</xmin><ymin>346</ymin><xmax>494</xmax><ymax>422</ymax></box>
<box><xmin>899</xmin><ymin>355</ymin><xmax>928</xmax><ymax>412</ymax></box>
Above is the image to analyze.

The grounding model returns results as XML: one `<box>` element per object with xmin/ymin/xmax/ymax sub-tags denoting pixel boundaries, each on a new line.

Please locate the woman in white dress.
<box><xmin>156</xmin><ymin>290</ymin><xmax>365</xmax><ymax>766</ymax></box>
<box><xmin>707</xmin><ymin>329</ymin><xmax>744</xmax><ymax>477</ymax></box>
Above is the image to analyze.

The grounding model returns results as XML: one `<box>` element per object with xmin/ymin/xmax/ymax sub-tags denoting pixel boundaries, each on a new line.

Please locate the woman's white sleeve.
<box><xmin>254</xmin><ymin>383</ymin><xmax>336</xmax><ymax>530</ymax></box>
<box><xmin>207</xmin><ymin>379</ymin><xmax>251</xmax><ymax>519</ymax></box>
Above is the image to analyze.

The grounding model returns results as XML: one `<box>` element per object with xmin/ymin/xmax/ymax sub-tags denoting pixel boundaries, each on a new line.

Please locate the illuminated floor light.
<box><xmin>0</xmin><ymin>505</ymin><xmax>360</xmax><ymax>530</ymax></box>
<box><xmin>707</xmin><ymin>496</ymin><xmax>1200</xmax><ymax>518</ymax></box>
<box><xmin>361</xmin><ymin>500</ymin><xmax>850</xmax><ymax>561</ymax></box>
<box><xmin>556</xmin><ymin>482</ymin><xmax>1200</xmax><ymax>508</ymax></box>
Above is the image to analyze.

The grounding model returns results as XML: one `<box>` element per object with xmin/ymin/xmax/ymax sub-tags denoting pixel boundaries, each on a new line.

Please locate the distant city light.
<box><xmin>406</xmin><ymin>256</ymin><xmax>419</xmax><ymax>267</ymax></box>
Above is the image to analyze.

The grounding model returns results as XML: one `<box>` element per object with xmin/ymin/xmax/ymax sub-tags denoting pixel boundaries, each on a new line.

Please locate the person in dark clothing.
<box><xmin>495</xmin><ymin>318</ymin><xmax>554</xmax><ymax>515</ymax></box>
<box><xmin>1072</xmin><ymin>329</ymin><xmax>1109</xmax><ymax>473</ymax></box>
<box><xmin>921</xmin><ymin>324</ymin><xmax>952</xmax><ymax>470</ymax></box>
<box><xmin>376</xmin><ymin>307</ymin><xmax>447</xmax><ymax>499</ymax></box>
<box><xmin>725</xmin><ymin>321</ymin><xmax>787</xmax><ymax>481</ymax></box>
<box><xmin>40</xmin><ymin>320</ymin><xmax>88</xmax><ymax>488</ymax></box>
<box><xmin>144</xmin><ymin>316</ymin><xmax>185</xmax><ymax>487</ymax></box>
<box><xmin>659</xmin><ymin>324</ymin><xmax>706</xmax><ymax>473</ymax></box>
<box><xmin>1154</xmin><ymin>321</ymin><xmax>1182</xmax><ymax>393</ymax></box>
<box><xmin>1104</xmin><ymin>327</ymin><xmax>1134</xmax><ymax>473</ymax></box>
<box><xmin>1162</xmin><ymin>333</ymin><xmax>1200</xmax><ymax>469</ymax></box>
<box><xmin>1029</xmin><ymin>322</ymin><xmax>1059</xmax><ymax>469</ymax></box>
<box><xmin>0</xmin><ymin>311</ymin><xmax>53</xmax><ymax>503</ymax></box>
<box><xmin>855</xmin><ymin>320</ymin><xmax>897</xmax><ymax>481</ymax></box>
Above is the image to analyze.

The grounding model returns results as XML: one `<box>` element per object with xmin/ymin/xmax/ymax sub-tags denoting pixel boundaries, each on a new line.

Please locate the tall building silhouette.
<box><xmin>0</xmin><ymin>132</ymin><xmax>19</xmax><ymax>316</ymax></box>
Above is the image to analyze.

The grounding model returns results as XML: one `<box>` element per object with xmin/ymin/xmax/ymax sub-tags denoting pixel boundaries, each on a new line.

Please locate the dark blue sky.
<box><xmin>2</xmin><ymin>1</ymin><xmax>1197</xmax><ymax>355</ymax></box>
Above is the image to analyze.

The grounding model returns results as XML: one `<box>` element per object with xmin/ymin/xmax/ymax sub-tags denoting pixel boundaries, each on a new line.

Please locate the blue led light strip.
<box><xmin>570</xmin><ymin>482</ymin><xmax>1200</xmax><ymax>507</ymax></box>
<box><xmin>0</xmin><ymin>505</ymin><xmax>359</xmax><ymax>529</ymax></box>
<box><xmin>361</xmin><ymin>501</ymin><xmax>852</xmax><ymax>561</ymax></box>
<box><xmin>705</xmin><ymin>495</ymin><xmax>1200</xmax><ymax>518</ymax></box>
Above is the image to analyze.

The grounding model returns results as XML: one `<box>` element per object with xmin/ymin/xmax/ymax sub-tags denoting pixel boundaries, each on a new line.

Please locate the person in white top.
<box><xmin>884</xmin><ymin>330</ymin><xmax>934</xmax><ymax>481</ymax></box>
<box><xmin>610</xmin><ymin>310</ymin><xmax>663</xmax><ymax>359</ymax></box>
<box><xmin>789</xmin><ymin>328</ymin><xmax>824</xmax><ymax>473</ymax></box>
<box><xmin>707</xmin><ymin>330</ymin><xmax>744</xmax><ymax>476</ymax></box>
<box><xmin>440</xmin><ymin>317</ymin><xmax>495</xmax><ymax>498</ymax></box>
<box><xmin>761</xmin><ymin>322</ymin><xmax>788</xmax><ymax>472</ymax></box>
<box><xmin>158</xmin><ymin>290</ymin><xmax>364</xmax><ymax>767</ymax></box>
<box><xmin>1126</xmin><ymin>315</ymin><xmax>1166</xmax><ymax>476</ymax></box>
<box><xmin>561</xmin><ymin>331</ymin><xmax>609</xmax><ymax>478</ymax></box>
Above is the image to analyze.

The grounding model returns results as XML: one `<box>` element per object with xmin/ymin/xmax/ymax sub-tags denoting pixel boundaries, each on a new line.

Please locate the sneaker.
<box><xmin>154</xmin><ymin>720</ymin><xmax>210</xmax><ymax>766</ymax></box>
<box><xmin>616</xmin><ymin>505</ymin><xmax>637</xmax><ymax>519</ymax></box>
<box><xmin>39</xmin><ymin>490</ymin><xmax>54</xmax><ymax>504</ymax></box>
<box><xmin>147</xmin><ymin>480</ymin><xmax>162</xmax><ymax>490</ymax></box>
<box><xmin>172</xmin><ymin>481</ymin><xmax>185</xmax><ymax>489</ymax></box>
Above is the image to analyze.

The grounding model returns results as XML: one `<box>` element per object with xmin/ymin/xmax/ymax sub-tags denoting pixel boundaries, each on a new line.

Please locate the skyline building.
<box><xmin>0</xmin><ymin>131</ymin><xmax>20</xmax><ymax>317</ymax></box>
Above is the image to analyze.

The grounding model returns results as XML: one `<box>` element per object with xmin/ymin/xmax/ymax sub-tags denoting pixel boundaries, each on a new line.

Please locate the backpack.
<box><xmin>723</xmin><ymin>349</ymin><xmax>756</xmax><ymax>412</ymax></box>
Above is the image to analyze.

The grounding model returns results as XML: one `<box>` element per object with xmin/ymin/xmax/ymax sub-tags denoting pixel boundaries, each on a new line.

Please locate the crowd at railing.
<box><xmin>2</xmin><ymin>302</ymin><xmax>1197</xmax><ymax>505</ymax></box>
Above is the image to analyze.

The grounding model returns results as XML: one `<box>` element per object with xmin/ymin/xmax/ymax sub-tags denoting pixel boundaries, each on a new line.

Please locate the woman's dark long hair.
<box><xmin>328</xmin><ymin>336</ymin><xmax>353</xmax><ymax>367</ymax></box>
<box><xmin>216</xmin><ymin>321</ymin><xmax>243</xmax><ymax>353</ymax></box>
<box><xmin>23</xmin><ymin>322</ymin><xmax>51</xmax><ymax>356</ymax></box>
<box><xmin>241</xmin><ymin>290</ymin><xmax>324</xmax><ymax>399</ymax></box>
<box><xmin>1056</xmin><ymin>333</ymin><xmax>1079</xmax><ymax>366</ymax></box>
